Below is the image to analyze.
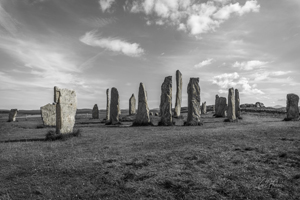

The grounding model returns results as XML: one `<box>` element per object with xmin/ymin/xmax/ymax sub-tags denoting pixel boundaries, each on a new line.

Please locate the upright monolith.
<box><xmin>129</xmin><ymin>94</ymin><xmax>136</xmax><ymax>115</ymax></box>
<box><xmin>106</xmin><ymin>87</ymin><xmax>121</xmax><ymax>125</ymax></box>
<box><xmin>92</xmin><ymin>104</ymin><xmax>99</xmax><ymax>119</ymax></box>
<box><xmin>41</xmin><ymin>103</ymin><xmax>56</xmax><ymax>126</ymax></box>
<box><xmin>158</xmin><ymin>76</ymin><xmax>173</xmax><ymax>126</ymax></box>
<box><xmin>8</xmin><ymin>109</ymin><xmax>18</xmax><ymax>122</ymax></box>
<box><xmin>286</xmin><ymin>93</ymin><xmax>299</xmax><ymax>121</ymax></box>
<box><xmin>226</xmin><ymin>88</ymin><xmax>236</xmax><ymax>122</ymax></box>
<box><xmin>106</xmin><ymin>89</ymin><xmax>110</xmax><ymax>121</ymax></box>
<box><xmin>215</xmin><ymin>97</ymin><xmax>226</xmax><ymax>117</ymax></box>
<box><xmin>133</xmin><ymin>83</ymin><xmax>152</xmax><ymax>126</ymax></box>
<box><xmin>215</xmin><ymin>95</ymin><xmax>219</xmax><ymax>113</ymax></box>
<box><xmin>201</xmin><ymin>102</ymin><xmax>207</xmax><ymax>114</ymax></box>
<box><xmin>235</xmin><ymin>89</ymin><xmax>241</xmax><ymax>119</ymax></box>
<box><xmin>185</xmin><ymin>78</ymin><xmax>202</xmax><ymax>126</ymax></box>
<box><xmin>174</xmin><ymin>70</ymin><xmax>182</xmax><ymax>117</ymax></box>
<box><xmin>56</xmin><ymin>87</ymin><xmax>77</xmax><ymax>134</ymax></box>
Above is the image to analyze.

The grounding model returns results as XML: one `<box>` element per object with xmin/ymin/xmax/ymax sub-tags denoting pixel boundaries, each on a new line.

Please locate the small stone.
<box><xmin>286</xmin><ymin>93</ymin><xmax>299</xmax><ymax>121</ymax></box>
<box><xmin>92</xmin><ymin>104</ymin><xmax>99</xmax><ymax>119</ymax></box>
<box><xmin>129</xmin><ymin>94</ymin><xmax>136</xmax><ymax>115</ymax></box>
<box><xmin>215</xmin><ymin>97</ymin><xmax>227</xmax><ymax>118</ymax></box>
<box><xmin>40</xmin><ymin>104</ymin><xmax>56</xmax><ymax>126</ymax></box>
<box><xmin>8</xmin><ymin>109</ymin><xmax>18</xmax><ymax>122</ymax></box>
<box><xmin>201</xmin><ymin>102</ymin><xmax>207</xmax><ymax>114</ymax></box>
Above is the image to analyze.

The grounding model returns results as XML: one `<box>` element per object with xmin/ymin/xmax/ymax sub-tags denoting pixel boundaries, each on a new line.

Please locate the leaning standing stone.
<box><xmin>174</xmin><ymin>70</ymin><xmax>182</xmax><ymax>118</ymax></box>
<box><xmin>132</xmin><ymin>83</ymin><xmax>152</xmax><ymax>126</ymax></box>
<box><xmin>106</xmin><ymin>87</ymin><xmax>121</xmax><ymax>125</ymax></box>
<box><xmin>158</xmin><ymin>76</ymin><xmax>173</xmax><ymax>126</ymax></box>
<box><xmin>215</xmin><ymin>97</ymin><xmax>227</xmax><ymax>117</ymax></box>
<box><xmin>41</xmin><ymin>103</ymin><xmax>56</xmax><ymax>126</ymax></box>
<box><xmin>92</xmin><ymin>104</ymin><xmax>99</xmax><ymax>119</ymax></box>
<box><xmin>235</xmin><ymin>89</ymin><xmax>241</xmax><ymax>119</ymax></box>
<box><xmin>285</xmin><ymin>93</ymin><xmax>299</xmax><ymax>121</ymax></box>
<box><xmin>129</xmin><ymin>94</ymin><xmax>136</xmax><ymax>115</ymax></box>
<box><xmin>185</xmin><ymin>78</ymin><xmax>202</xmax><ymax>126</ymax></box>
<box><xmin>56</xmin><ymin>88</ymin><xmax>77</xmax><ymax>134</ymax></box>
<box><xmin>106</xmin><ymin>88</ymin><xmax>110</xmax><ymax>121</ymax></box>
<box><xmin>226</xmin><ymin>88</ymin><xmax>237</xmax><ymax>122</ymax></box>
<box><xmin>8</xmin><ymin>109</ymin><xmax>18</xmax><ymax>122</ymax></box>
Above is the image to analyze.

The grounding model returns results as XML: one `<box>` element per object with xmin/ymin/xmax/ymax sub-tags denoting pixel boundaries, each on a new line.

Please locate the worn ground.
<box><xmin>0</xmin><ymin>111</ymin><xmax>299</xmax><ymax>200</ymax></box>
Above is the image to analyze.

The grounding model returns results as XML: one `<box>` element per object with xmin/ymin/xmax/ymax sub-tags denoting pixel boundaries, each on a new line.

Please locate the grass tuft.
<box><xmin>45</xmin><ymin>129</ymin><xmax>81</xmax><ymax>141</ymax></box>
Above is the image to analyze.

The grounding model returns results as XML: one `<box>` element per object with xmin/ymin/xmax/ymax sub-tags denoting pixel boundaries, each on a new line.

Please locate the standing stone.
<box><xmin>106</xmin><ymin>89</ymin><xmax>110</xmax><ymax>121</ymax></box>
<box><xmin>41</xmin><ymin>103</ymin><xmax>56</xmax><ymax>126</ymax></box>
<box><xmin>8</xmin><ymin>109</ymin><xmax>18</xmax><ymax>122</ymax></box>
<box><xmin>235</xmin><ymin>89</ymin><xmax>241</xmax><ymax>119</ymax></box>
<box><xmin>133</xmin><ymin>83</ymin><xmax>152</xmax><ymax>126</ymax></box>
<box><xmin>54</xmin><ymin>86</ymin><xmax>59</xmax><ymax>103</ymax></box>
<box><xmin>174</xmin><ymin>70</ymin><xmax>182</xmax><ymax>117</ymax></box>
<box><xmin>56</xmin><ymin>87</ymin><xmax>77</xmax><ymax>134</ymax></box>
<box><xmin>201</xmin><ymin>102</ymin><xmax>207</xmax><ymax>114</ymax></box>
<box><xmin>106</xmin><ymin>87</ymin><xmax>121</xmax><ymax>125</ymax></box>
<box><xmin>185</xmin><ymin>78</ymin><xmax>202</xmax><ymax>126</ymax></box>
<box><xmin>129</xmin><ymin>94</ymin><xmax>136</xmax><ymax>115</ymax></box>
<box><xmin>286</xmin><ymin>93</ymin><xmax>299</xmax><ymax>121</ymax></box>
<box><xmin>92</xmin><ymin>104</ymin><xmax>99</xmax><ymax>119</ymax></box>
<box><xmin>158</xmin><ymin>76</ymin><xmax>173</xmax><ymax>126</ymax></box>
<box><xmin>215</xmin><ymin>97</ymin><xmax>227</xmax><ymax>117</ymax></box>
<box><xmin>226</xmin><ymin>88</ymin><xmax>236</xmax><ymax>122</ymax></box>
<box><xmin>215</xmin><ymin>95</ymin><xmax>219</xmax><ymax>113</ymax></box>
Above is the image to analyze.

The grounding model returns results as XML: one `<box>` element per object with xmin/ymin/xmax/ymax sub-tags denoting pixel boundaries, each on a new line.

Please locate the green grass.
<box><xmin>0</xmin><ymin>112</ymin><xmax>299</xmax><ymax>199</ymax></box>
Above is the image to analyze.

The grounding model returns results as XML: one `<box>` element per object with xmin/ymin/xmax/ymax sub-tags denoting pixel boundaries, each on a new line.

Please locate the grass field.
<box><xmin>0</xmin><ymin>111</ymin><xmax>300</xmax><ymax>199</ymax></box>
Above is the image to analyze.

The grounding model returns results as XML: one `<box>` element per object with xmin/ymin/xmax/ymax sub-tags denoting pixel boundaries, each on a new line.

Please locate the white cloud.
<box><xmin>233</xmin><ymin>60</ymin><xmax>268</xmax><ymax>71</ymax></box>
<box><xmin>194</xmin><ymin>58</ymin><xmax>213</xmax><ymax>68</ymax></box>
<box><xmin>99</xmin><ymin>0</ymin><xmax>115</xmax><ymax>13</ymax></box>
<box><xmin>80</xmin><ymin>31</ymin><xmax>144</xmax><ymax>57</ymax></box>
<box><xmin>0</xmin><ymin>3</ymin><xmax>19</xmax><ymax>36</ymax></box>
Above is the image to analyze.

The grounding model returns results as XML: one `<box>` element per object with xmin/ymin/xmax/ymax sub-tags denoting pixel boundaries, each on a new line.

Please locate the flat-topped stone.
<box><xmin>92</xmin><ymin>104</ymin><xmax>99</xmax><ymax>119</ymax></box>
<box><xmin>286</xmin><ymin>93</ymin><xmax>299</xmax><ymax>121</ymax></box>
<box><xmin>41</xmin><ymin>103</ymin><xmax>56</xmax><ymax>126</ymax></box>
<box><xmin>129</xmin><ymin>94</ymin><xmax>136</xmax><ymax>115</ymax></box>
<box><xmin>215</xmin><ymin>97</ymin><xmax>226</xmax><ymax>118</ymax></box>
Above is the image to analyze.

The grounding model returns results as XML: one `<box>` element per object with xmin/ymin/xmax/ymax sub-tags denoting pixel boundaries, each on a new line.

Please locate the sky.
<box><xmin>0</xmin><ymin>0</ymin><xmax>299</xmax><ymax>110</ymax></box>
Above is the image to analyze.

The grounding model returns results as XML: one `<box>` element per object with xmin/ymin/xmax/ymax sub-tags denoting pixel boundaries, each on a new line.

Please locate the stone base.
<box><xmin>283</xmin><ymin>117</ymin><xmax>300</xmax><ymax>121</ymax></box>
<box><xmin>105</xmin><ymin>121</ymin><xmax>122</xmax><ymax>125</ymax></box>
<box><xmin>131</xmin><ymin>121</ymin><xmax>154</xmax><ymax>126</ymax></box>
<box><xmin>173</xmin><ymin>115</ymin><xmax>184</xmax><ymax>119</ymax></box>
<box><xmin>214</xmin><ymin>115</ymin><xmax>225</xmax><ymax>118</ymax></box>
<box><xmin>224</xmin><ymin>119</ymin><xmax>239</xmax><ymax>122</ymax></box>
<box><xmin>158</xmin><ymin>121</ymin><xmax>175</xmax><ymax>126</ymax></box>
<box><xmin>184</xmin><ymin>121</ymin><xmax>203</xmax><ymax>126</ymax></box>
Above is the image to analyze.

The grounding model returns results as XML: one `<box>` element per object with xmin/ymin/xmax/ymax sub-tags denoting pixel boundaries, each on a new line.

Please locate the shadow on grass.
<box><xmin>45</xmin><ymin>129</ymin><xmax>81</xmax><ymax>141</ymax></box>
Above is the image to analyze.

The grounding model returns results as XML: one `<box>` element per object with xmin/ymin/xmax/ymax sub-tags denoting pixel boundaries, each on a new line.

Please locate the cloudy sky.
<box><xmin>0</xmin><ymin>0</ymin><xmax>299</xmax><ymax>110</ymax></box>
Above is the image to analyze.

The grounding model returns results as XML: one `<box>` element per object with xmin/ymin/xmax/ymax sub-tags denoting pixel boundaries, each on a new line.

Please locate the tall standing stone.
<box><xmin>174</xmin><ymin>70</ymin><xmax>182</xmax><ymax>117</ymax></box>
<box><xmin>226</xmin><ymin>88</ymin><xmax>236</xmax><ymax>121</ymax></box>
<box><xmin>201</xmin><ymin>102</ymin><xmax>207</xmax><ymax>114</ymax></box>
<box><xmin>133</xmin><ymin>83</ymin><xmax>152</xmax><ymax>126</ymax></box>
<box><xmin>92</xmin><ymin>104</ymin><xmax>99</xmax><ymax>119</ymax></box>
<box><xmin>41</xmin><ymin>103</ymin><xmax>56</xmax><ymax>126</ymax></box>
<box><xmin>106</xmin><ymin>89</ymin><xmax>110</xmax><ymax>121</ymax></box>
<box><xmin>215</xmin><ymin>95</ymin><xmax>219</xmax><ymax>113</ymax></box>
<box><xmin>286</xmin><ymin>93</ymin><xmax>299</xmax><ymax>121</ymax></box>
<box><xmin>106</xmin><ymin>87</ymin><xmax>121</xmax><ymax>125</ymax></box>
<box><xmin>215</xmin><ymin>97</ymin><xmax>227</xmax><ymax>117</ymax></box>
<box><xmin>129</xmin><ymin>94</ymin><xmax>136</xmax><ymax>115</ymax></box>
<box><xmin>8</xmin><ymin>109</ymin><xmax>18</xmax><ymax>122</ymax></box>
<box><xmin>235</xmin><ymin>89</ymin><xmax>241</xmax><ymax>119</ymax></box>
<box><xmin>185</xmin><ymin>78</ymin><xmax>202</xmax><ymax>126</ymax></box>
<box><xmin>56</xmin><ymin>87</ymin><xmax>77</xmax><ymax>134</ymax></box>
<box><xmin>54</xmin><ymin>86</ymin><xmax>59</xmax><ymax>103</ymax></box>
<box><xmin>158</xmin><ymin>76</ymin><xmax>173</xmax><ymax>126</ymax></box>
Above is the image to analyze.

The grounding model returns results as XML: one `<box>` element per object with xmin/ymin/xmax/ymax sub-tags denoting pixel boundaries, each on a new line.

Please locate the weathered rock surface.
<box><xmin>8</xmin><ymin>109</ymin><xmax>18</xmax><ymax>122</ymax></box>
<box><xmin>41</xmin><ymin>103</ymin><xmax>56</xmax><ymax>126</ymax></box>
<box><xmin>54</xmin><ymin>86</ymin><xmax>59</xmax><ymax>103</ymax></box>
<box><xmin>133</xmin><ymin>83</ymin><xmax>152</xmax><ymax>126</ymax></box>
<box><xmin>174</xmin><ymin>70</ymin><xmax>182</xmax><ymax>117</ymax></box>
<box><xmin>155</xmin><ymin>112</ymin><xmax>159</xmax><ymax>116</ymax></box>
<box><xmin>226</xmin><ymin>88</ymin><xmax>236</xmax><ymax>122</ymax></box>
<box><xmin>106</xmin><ymin>87</ymin><xmax>121</xmax><ymax>125</ymax></box>
<box><xmin>158</xmin><ymin>76</ymin><xmax>173</xmax><ymax>126</ymax></box>
<box><xmin>215</xmin><ymin>95</ymin><xmax>219</xmax><ymax>113</ymax></box>
<box><xmin>235</xmin><ymin>89</ymin><xmax>241</xmax><ymax>119</ymax></box>
<box><xmin>185</xmin><ymin>78</ymin><xmax>202</xmax><ymax>126</ymax></box>
<box><xmin>92</xmin><ymin>104</ymin><xmax>99</xmax><ymax>119</ymax></box>
<box><xmin>56</xmin><ymin>87</ymin><xmax>77</xmax><ymax>134</ymax></box>
<box><xmin>106</xmin><ymin>88</ymin><xmax>110</xmax><ymax>121</ymax></box>
<box><xmin>201</xmin><ymin>102</ymin><xmax>207</xmax><ymax>114</ymax></box>
<box><xmin>129</xmin><ymin>94</ymin><xmax>136</xmax><ymax>115</ymax></box>
<box><xmin>286</xmin><ymin>93</ymin><xmax>299</xmax><ymax>121</ymax></box>
<box><xmin>215</xmin><ymin>97</ymin><xmax>227</xmax><ymax>117</ymax></box>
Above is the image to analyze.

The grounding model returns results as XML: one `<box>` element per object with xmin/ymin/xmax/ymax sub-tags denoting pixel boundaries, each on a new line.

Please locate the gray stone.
<box><xmin>174</xmin><ymin>70</ymin><xmax>182</xmax><ymax>117</ymax></box>
<box><xmin>8</xmin><ymin>109</ymin><xmax>18</xmax><ymax>122</ymax></box>
<box><xmin>92</xmin><ymin>104</ymin><xmax>99</xmax><ymax>119</ymax></box>
<box><xmin>129</xmin><ymin>94</ymin><xmax>136</xmax><ymax>115</ymax></box>
<box><xmin>149</xmin><ymin>112</ymin><xmax>153</xmax><ymax>116</ymax></box>
<box><xmin>158</xmin><ymin>76</ymin><xmax>173</xmax><ymax>126</ymax></box>
<box><xmin>41</xmin><ymin>103</ymin><xmax>56</xmax><ymax>126</ymax></box>
<box><xmin>155</xmin><ymin>112</ymin><xmax>159</xmax><ymax>116</ymax></box>
<box><xmin>133</xmin><ymin>83</ymin><xmax>152</xmax><ymax>126</ymax></box>
<box><xmin>201</xmin><ymin>102</ymin><xmax>207</xmax><ymax>114</ymax></box>
<box><xmin>226</xmin><ymin>88</ymin><xmax>236</xmax><ymax>121</ymax></box>
<box><xmin>235</xmin><ymin>89</ymin><xmax>241</xmax><ymax>118</ymax></box>
<box><xmin>106</xmin><ymin>87</ymin><xmax>121</xmax><ymax>125</ymax></box>
<box><xmin>286</xmin><ymin>93</ymin><xmax>299</xmax><ymax>120</ymax></box>
<box><xmin>185</xmin><ymin>78</ymin><xmax>202</xmax><ymax>126</ymax></box>
<box><xmin>54</xmin><ymin>86</ymin><xmax>59</xmax><ymax>103</ymax></box>
<box><xmin>215</xmin><ymin>97</ymin><xmax>227</xmax><ymax>117</ymax></box>
<box><xmin>106</xmin><ymin>88</ymin><xmax>110</xmax><ymax>121</ymax></box>
<box><xmin>215</xmin><ymin>95</ymin><xmax>219</xmax><ymax>113</ymax></box>
<box><xmin>56</xmin><ymin>87</ymin><xmax>77</xmax><ymax>134</ymax></box>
